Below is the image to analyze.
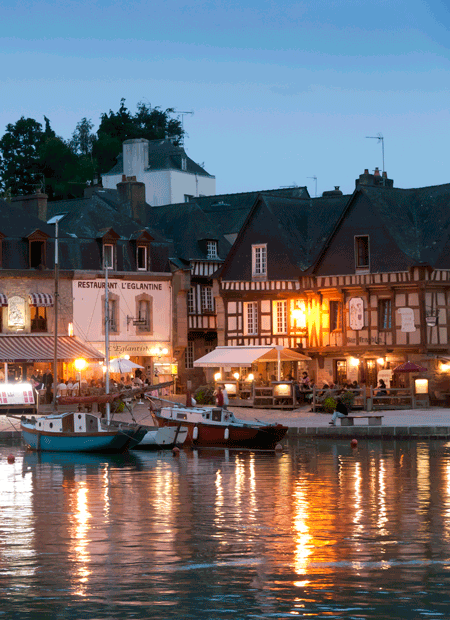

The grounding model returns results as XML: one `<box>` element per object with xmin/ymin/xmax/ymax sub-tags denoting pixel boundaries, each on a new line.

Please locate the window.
<box><xmin>136</xmin><ymin>299</ymin><xmax>151</xmax><ymax>332</ymax></box>
<box><xmin>188</xmin><ymin>288</ymin><xmax>195</xmax><ymax>314</ymax></box>
<box><xmin>273</xmin><ymin>300</ymin><xmax>287</xmax><ymax>334</ymax></box>
<box><xmin>103</xmin><ymin>244</ymin><xmax>114</xmax><ymax>270</ymax></box>
<box><xmin>108</xmin><ymin>299</ymin><xmax>118</xmax><ymax>333</ymax></box>
<box><xmin>244</xmin><ymin>302</ymin><xmax>258</xmax><ymax>335</ymax></box>
<box><xmin>378</xmin><ymin>299</ymin><xmax>392</xmax><ymax>330</ymax></box>
<box><xmin>30</xmin><ymin>307</ymin><xmax>47</xmax><ymax>332</ymax></box>
<box><xmin>355</xmin><ymin>236</ymin><xmax>369</xmax><ymax>270</ymax></box>
<box><xmin>181</xmin><ymin>157</ymin><xmax>187</xmax><ymax>171</ymax></box>
<box><xmin>252</xmin><ymin>244</ymin><xmax>267</xmax><ymax>277</ymax></box>
<box><xmin>137</xmin><ymin>246</ymin><xmax>148</xmax><ymax>270</ymax></box>
<box><xmin>206</xmin><ymin>241</ymin><xmax>218</xmax><ymax>259</ymax></box>
<box><xmin>185</xmin><ymin>341</ymin><xmax>194</xmax><ymax>369</ymax></box>
<box><xmin>184</xmin><ymin>194</ymin><xmax>194</xmax><ymax>202</ymax></box>
<box><xmin>329</xmin><ymin>301</ymin><xmax>342</xmax><ymax>331</ymax></box>
<box><xmin>201</xmin><ymin>287</ymin><xmax>214</xmax><ymax>312</ymax></box>
<box><xmin>30</xmin><ymin>241</ymin><xmax>45</xmax><ymax>269</ymax></box>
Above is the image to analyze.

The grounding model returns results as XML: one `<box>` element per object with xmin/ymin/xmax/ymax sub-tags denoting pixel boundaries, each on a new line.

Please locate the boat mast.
<box><xmin>53</xmin><ymin>218</ymin><xmax>59</xmax><ymax>412</ymax></box>
<box><xmin>105</xmin><ymin>264</ymin><xmax>110</xmax><ymax>423</ymax></box>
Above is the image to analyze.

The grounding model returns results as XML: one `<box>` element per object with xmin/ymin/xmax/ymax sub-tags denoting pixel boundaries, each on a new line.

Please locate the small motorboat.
<box><xmin>132</xmin><ymin>424</ymin><xmax>188</xmax><ymax>450</ymax></box>
<box><xmin>20</xmin><ymin>411</ymin><xmax>147</xmax><ymax>453</ymax></box>
<box><xmin>150</xmin><ymin>401</ymin><xmax>287</xmax><ymax>450</ymax></box>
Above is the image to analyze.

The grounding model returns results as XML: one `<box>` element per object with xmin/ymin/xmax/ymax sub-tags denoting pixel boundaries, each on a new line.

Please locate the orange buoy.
<box><xmin>172</xmin><ymin>447</ymin><xmax>180</xmax><ymax>456</ymax></box>
<box><xmin>7</xmin><ymin>454</ymin><xmax>15</xmax><ymax>463</ymax></box>
<box><xmin>351</xmin><ymin>439</ymin><xmax>358</xmax><ymax>448</ymax></box>
<box><xmin>275</xmin><ymin>443</ymin><xmax>283</xmax><ymax>452</ymax></box>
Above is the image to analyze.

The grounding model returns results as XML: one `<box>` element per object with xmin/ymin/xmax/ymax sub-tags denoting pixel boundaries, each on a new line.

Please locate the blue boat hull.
<box><xmin>21</xmin><ymin>426</ymin><xmax>142</xmax><ymax>453</ymax></box>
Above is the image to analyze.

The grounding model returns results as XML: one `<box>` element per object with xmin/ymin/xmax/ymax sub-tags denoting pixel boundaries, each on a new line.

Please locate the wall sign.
<box><xmin>349</xmin><ymin>297</ymin><xmax>364</xmax><ymax>330</ymax></box>
<box><xmin>398</xmin><ymin>307</ymin><xmax>416</xmax><ymax>332</ymax></box>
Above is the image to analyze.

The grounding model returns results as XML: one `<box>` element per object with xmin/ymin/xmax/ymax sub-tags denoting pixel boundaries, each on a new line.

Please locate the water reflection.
<box><xmin>2</xmin><ymin>440</ymin><xmax>450</xmax><ymax>618</ymax></box>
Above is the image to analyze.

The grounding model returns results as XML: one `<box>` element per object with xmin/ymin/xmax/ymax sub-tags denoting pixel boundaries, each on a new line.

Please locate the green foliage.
<box><xmin>0</xmin><ymin>99</ymin><xmax>185</xmax><ymax>198</ymax></box>
<box><xmin>194</xmin><ymin>385</ymin><xmax>215</xmax><ymax>405</ymax></box>
<box><xmin>339</xmin><ymin>391</ymin><xmax>355</xmax><ymax>409</ymax></box>
<box><xmin>323</xmin><ymin>397</ymin><xmax>337</xmax><ymax>412</ymax></box>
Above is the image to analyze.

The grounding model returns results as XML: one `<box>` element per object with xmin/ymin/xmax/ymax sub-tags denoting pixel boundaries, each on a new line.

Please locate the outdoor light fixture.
<box><xmin>233</xmin><ymin>372</ymin><xmax>240</xmax><ymax>380</ymax></box>
<box><xmin>74</xmin><ymin>358</ymin><xmax>87</xmax><ymax>372</ymax></box>
<box><xmin>377</xmin><ymin>358</ymin><xmax>385</xmax><ymax>365</ymax></box>
<box><xmin>349</xmin><ymin>357</ymin><xmax>360</xmax><ymax>367</ymax></box>
<box><xmin>150</xmin><ymin>346</ymin><xmax>169</xmax><ymax>358</ymax></box>
<box><xmin>441</xmin><ymin>363</ymin><xmax>450</xmax><ymax>372</ymax></box>
<box><xmin>247</xmin><ymin>373</ymin><xmax>254</xmax><ymax>382</ymax></box>
<box><xmin>291</xmin><ymin>301</ymin><xmax>306</xmax><ymax>328</ymax></box>
<box><xmin>214</xmin><ymin>372</ymin><xmax>222</xmax><ymax>381</ymax></box>
<box><xmin>68</xmin><ymin>322</ymin><xmax>74</xmax><ymax>337</ymax></box>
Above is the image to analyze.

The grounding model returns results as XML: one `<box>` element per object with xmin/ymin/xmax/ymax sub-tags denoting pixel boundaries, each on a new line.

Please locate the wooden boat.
<box><xmin>132</xmin><ymin>424</ymin><xmax>188</xmax><ymax>450</ymax></box>
<box><xmin>20</xmin><ymin>411</ymin><xmax>146</xmax><ymax>453</ymax></box>
<box><xmin>150</xmin><ymin>402</ymin><xmax>288</xmax><ymax>450</ymax></box>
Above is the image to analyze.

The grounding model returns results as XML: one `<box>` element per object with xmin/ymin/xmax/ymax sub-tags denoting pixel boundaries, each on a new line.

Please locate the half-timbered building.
<box><xmin>214</xmin><ymin>171</ymin><xmax>450</xmax><ymax>398</ymax></box>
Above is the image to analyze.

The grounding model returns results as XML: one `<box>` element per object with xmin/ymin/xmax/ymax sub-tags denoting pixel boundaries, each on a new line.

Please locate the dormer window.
<box><xmin>206</xmin><ymin>241</ymin><xmax>218</xmax><ymax>259</ymax></box>
<box><xmin>137</xmin><ymin>245</ymin><xmax>148</xmax><ymax>270</ymax></box>
<box><xmin>103</xmin><ymin>244</ymin><xmax>114</xmax><ymax>270</ymax></box>
<box><xmin>27</xmin><ymin>230</ymin><xmax>49</xmax><ymax>269</ymax></box>
<box><xmin>355</xmin><ymin>235</ymin><xmax>369</xmax><ymax>271</ymax></box>
<box><xmin>181</xmin><ymin>157</ymin><xmax>187</xmax><ymax>171</ymax></box>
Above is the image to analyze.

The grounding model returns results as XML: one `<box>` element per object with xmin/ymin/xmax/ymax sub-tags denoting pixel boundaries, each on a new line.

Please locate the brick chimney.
<box><xmin>355</xmin><ymin>168</ymin><xmax>393</xmax><ymax>189</ymax></box>
<box><xmin>116</xmin><ymin>176</ymin><xmax>146</xmax><ymax>224</ymax></box>
<box><xmin>11</xmin><ymin>191</ymin><xmax>48</xmax><ymax>221</ymax></box>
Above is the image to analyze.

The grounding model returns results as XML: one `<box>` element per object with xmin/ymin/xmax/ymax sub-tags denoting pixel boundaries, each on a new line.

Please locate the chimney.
<box><xmin>11</xmin><ymin>191</ymin><xmax>48</xmax><ymax>221</ymax></box>
<box><xmin>355</xmin><ymin>168</ymin><xmax>394</xmax><ymax>189</ymax></box>
<box><xmin>123</xmin><ymin>139</ymin><xmax>149</xmax><ymax>178</ymax></box>
<box><xmin>116</xmin><ymin>177</ymin><xmax>146</xmax><ymax>224</ymax></box>
<box><xmin>374</xmin><ymin>167</ymin><xmax>380</xmax><ymax>176</ymax></box>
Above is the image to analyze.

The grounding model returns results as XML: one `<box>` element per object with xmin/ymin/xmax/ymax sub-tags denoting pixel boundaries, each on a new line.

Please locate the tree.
<box><xmin>93</xmin><ymin>99</ymin><xmax>184</xmax><ymax>173</ymax></box>
<box><xmin>69</xmin><ymin>117</ymin><xmax>95</xmax><ymax>158</ymax></box>
<box><xmin>0</xmin><ymin>117</ymin><xmax>45</xmax><ymax>195</ymax></box>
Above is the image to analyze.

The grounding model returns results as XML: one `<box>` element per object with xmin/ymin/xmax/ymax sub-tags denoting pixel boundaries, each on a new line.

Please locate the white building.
<box><xmin>102</xmin><ymin>138</ymin><xmax>216</xmax><ymax>206</ymax></box>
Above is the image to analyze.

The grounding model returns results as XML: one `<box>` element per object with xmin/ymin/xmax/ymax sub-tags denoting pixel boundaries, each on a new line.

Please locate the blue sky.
<box><xmin>1</xmin><ymin>0</ymin><xmax>450</xmax><ymax>196</ymax></box>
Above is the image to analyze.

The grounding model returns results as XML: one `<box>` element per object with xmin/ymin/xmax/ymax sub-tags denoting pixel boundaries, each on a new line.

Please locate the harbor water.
<box><xmin>2</xmin><ymin>438</ymin><xmax>450</xmax><ymax>619</ymax></box>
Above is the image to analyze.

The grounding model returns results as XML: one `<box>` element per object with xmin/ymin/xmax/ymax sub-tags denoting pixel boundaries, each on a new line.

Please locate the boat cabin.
<box><xmin>161</xmin><ymin>406</ymin><xmax>238</xmax><ymax>425</ymax></box>
<box><xmin>35</xmin><ymin>411</ymin><xmax>103</xmax><ymax>433</ymax></box>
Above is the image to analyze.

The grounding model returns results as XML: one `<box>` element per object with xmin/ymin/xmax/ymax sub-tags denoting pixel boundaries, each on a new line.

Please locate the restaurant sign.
<box><xmin>92</xmin><ymin>341</ymin><xmax>171</xmax><ymax>357</ymax></box>
<box><xmin>398</xmin><ymin>307</ymin><xmax>416</xmax><ymax>332</ymax></box>
<box><xmin>349</xmin><ymin>297</ymin><xmax>364</xmax><ymax>330</ymax></box>
<box><xmin>0</xmin><ymin>383</ymin><xmax>35</xmax><ymax>405</ymax></box>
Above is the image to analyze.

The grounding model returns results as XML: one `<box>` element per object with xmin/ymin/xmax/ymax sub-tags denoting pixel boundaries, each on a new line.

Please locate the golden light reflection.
<box><xmin>353</xmin><ymin>462</ymin><xmax>363</xmax><ymax>536</ymax></box>
<box><xmin>69</xmin><ymin>483</ymin><xmax>92</xmax><ymax>596</ymax></box>
<box><xmin>377</xmin><ymin>460</ymin><xmax>388</xmax><ymax>536</ymax></box>
<box><xmin>292</xmin><ymin>481</ymin><xmax>312</xmax><ymax>585</ymax></box>
<box><xmin>444</xmin><ymin>462</ymin><xmax>450</xmax><ymax>540</ymax></box>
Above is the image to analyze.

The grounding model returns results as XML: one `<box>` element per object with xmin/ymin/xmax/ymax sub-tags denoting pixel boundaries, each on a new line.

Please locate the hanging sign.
<box><xmin>349</xmin><ymin>297</ymin><xmax>364</xmax><ymax>330</ymax></box>
<box><xmin>398</xmin><ymin>308</ymin><xmax>416</xmax><ymax>332</ymax></box>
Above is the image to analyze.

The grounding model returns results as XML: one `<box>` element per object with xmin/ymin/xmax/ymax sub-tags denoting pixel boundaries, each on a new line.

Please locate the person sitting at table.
<box><xmin>300</xmin><ymin>371</ymin><xmax>311</xmax><ymax>390</ymax></box>
<box><xmin>56</xmin><ymin>379</ymin><xmax>68</xmax><ymax>398</ymax></box>
<box><xmin>375</xmin><ymin>379</ymin><xmax>387</xmax><ymax>396</ymax></box>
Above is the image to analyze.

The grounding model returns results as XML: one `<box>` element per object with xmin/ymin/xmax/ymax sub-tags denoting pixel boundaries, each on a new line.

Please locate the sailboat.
<box><xmin>19</xmin><ymin>222</ymin><xmax>147</xmax><ymax>453</ymax></box>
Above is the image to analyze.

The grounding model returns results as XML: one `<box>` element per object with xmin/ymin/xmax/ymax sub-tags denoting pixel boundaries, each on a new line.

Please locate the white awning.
<box><xmin>193</xmin><ymin>346</ymin><xmax>310</xmax><ymax>368</ymax></box>
<box><xmin>29</xmin><ymin>293</ymin><xmax>54</xmax><ymax>307</ymax></box>
<box><xmin>194</xmin><ymin>346</ymin><xmax>275</xmax><ymax>368</ymax></box>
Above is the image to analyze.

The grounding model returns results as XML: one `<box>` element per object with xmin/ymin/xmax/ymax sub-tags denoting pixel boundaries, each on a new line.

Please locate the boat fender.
<box><xmin>224</xmin><ymin>427</ymin><xmax>229</xmax><ymax>440</ymax></box>
<box><xmin>193</xmin><ymin>426</ymin><xmax>199</xmax><ymax>440</ymax></box>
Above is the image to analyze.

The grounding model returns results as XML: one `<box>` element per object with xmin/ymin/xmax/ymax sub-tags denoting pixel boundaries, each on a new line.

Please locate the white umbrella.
<box><xmin>109</xmin><ymin>358</ymin><xmax>144</xmax><ymax>374</ymax></box>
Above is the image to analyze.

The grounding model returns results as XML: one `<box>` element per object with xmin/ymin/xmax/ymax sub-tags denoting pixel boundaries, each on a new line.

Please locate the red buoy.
<box><xmin>7</xmin><ymin>454</ymin><xmax>15</xmax><ymax>463</ymax></box>
<box><xmin>351</xmin><ymin>439</ymin><xmax>358</xmax><ymax>448</ymax></box>
<box><xmin>172</xmin><ymin>447</ymin><xmax>180</xmax><ymax>457</ymax></box>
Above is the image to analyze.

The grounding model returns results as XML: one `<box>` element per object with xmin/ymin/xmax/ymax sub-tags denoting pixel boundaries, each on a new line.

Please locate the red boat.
<box><xmin>150</xmin><ymin>403</ymin><xmax>287</xmax><ymax>450</ymax></box>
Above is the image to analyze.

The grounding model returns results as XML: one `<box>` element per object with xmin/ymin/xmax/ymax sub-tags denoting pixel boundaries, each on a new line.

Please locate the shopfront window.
<box><xmin>30</xmin><ymin>307</ymin><xmax>47</xmax><ymax>332</ymax></box>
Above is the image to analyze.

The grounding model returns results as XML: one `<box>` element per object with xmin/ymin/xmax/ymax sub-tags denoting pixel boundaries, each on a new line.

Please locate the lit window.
<box><xmin>206</xmin><ymin>241</ymin><xmax>218</xmax><ymax>259</ymax></box>
<box><xmin>103</xmin><ymin>244</ymin><xmax>114</xmax><ymax>270</ymax></box>
<box><xmin>378</xmin><ymin>299</ymin><xmax>392</xmax><ymax>330</ymax></box>
<box><xmin>201</xmin><ymin>287</ymin><xmax>214</xmax><ymax>312</ymax></box>
<box><xmin>30</xmin><ymin>307</ymin><xmax>47</xmax><ymax>332</ymax></box>
<box><xmin>273</xmin><ymin>300</ymin><xmax>287</xmax><ymax>334</ymax></box>
<box><xmin>355</xmin><ymin>236</ymin><xmax>369</xmax><ymax>270</ymax></box>
<box><xmin>330</xmin><ymin>301</ymin><xmax>342</xmax><ymax>331</ymax></box>
<box><xmin>244</xmin><ymin>302</ymin><xmax>258</xmax><ymax>335</ymax></box>
<box><xmin>252</xmin><ymin>244</ymin><xmax>267</xmax><ymax>277</ymax></box>
<box><xmin>137</xmin><ymin>246</ymin><xmax>148</xmax><ymax>270</ymax></box>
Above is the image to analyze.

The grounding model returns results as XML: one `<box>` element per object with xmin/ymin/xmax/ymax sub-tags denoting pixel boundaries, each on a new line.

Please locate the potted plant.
<box><xmin>339</xmin><ymin>390</ymin><xmax>355</xmax><ymax>410</ymax></box>
<box><xmin>323</xmin><ymin>396</ymin><xmax>337</xmax><ymax>413</ymax></box>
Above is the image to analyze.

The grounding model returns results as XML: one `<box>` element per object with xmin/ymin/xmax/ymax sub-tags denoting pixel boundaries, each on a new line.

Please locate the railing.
<box><xmin>311</xmin><ymin>386</ymin><xmax>429</xmax><ymax>411</ymax></box>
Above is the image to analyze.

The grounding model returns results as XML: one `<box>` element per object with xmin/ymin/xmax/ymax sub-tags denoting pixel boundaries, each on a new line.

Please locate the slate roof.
<box><xmin>0</xmin><ymin>198</ymin><xmax>59</xmax><ymax>238</ymax></box>
<box><xmin>359</xmin><ymin>184</ymin><xmax>450</xmax><ymax>267</ymax></box>
<box><xmin>103</xmin><ymin>139</ymin><xmax>214</xmax><ymax>178</ymax></box>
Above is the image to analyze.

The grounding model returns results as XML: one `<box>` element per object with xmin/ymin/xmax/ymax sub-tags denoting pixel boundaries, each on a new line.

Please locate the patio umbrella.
<box><xmin>109</xmin><ymin>358</ymin><xmax>144</xmax><ymax>374</ymax></box>
<box><xmin>393</xmin><ymin>361</ymin><xmax>427</xmax><ymax>373</ymax></box>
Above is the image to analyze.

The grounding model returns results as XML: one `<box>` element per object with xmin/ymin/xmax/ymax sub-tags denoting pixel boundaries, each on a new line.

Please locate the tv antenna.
<box><xmin>366</xmin><ymin>133</ymin><xmax>385</xmax><ymax>185</ymax></box>
<box><xmin>307</xmin><ymin>176</ymin><xmax>317</xmax><ymax>197</ymax></box>
<box><xmin>174</xmin><ymin>110</ymin><xmax>194</xmax><ymax>144</ymax></box>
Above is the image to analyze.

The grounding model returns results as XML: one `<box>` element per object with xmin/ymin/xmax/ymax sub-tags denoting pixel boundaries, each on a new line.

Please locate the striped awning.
<box><xmin>29</xmin><ymin>293</ymin><xmax>54</xmax><ymax>307</ymax></box>
<box><xmin>0</xmin><ymin>336</ymin><xmax>104</xmax><ymax>363</ymax></box>
<box><xmin>0</xmin><ymin>294</ymin><xmax>7</xmax><ymax>307</ymax></box>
